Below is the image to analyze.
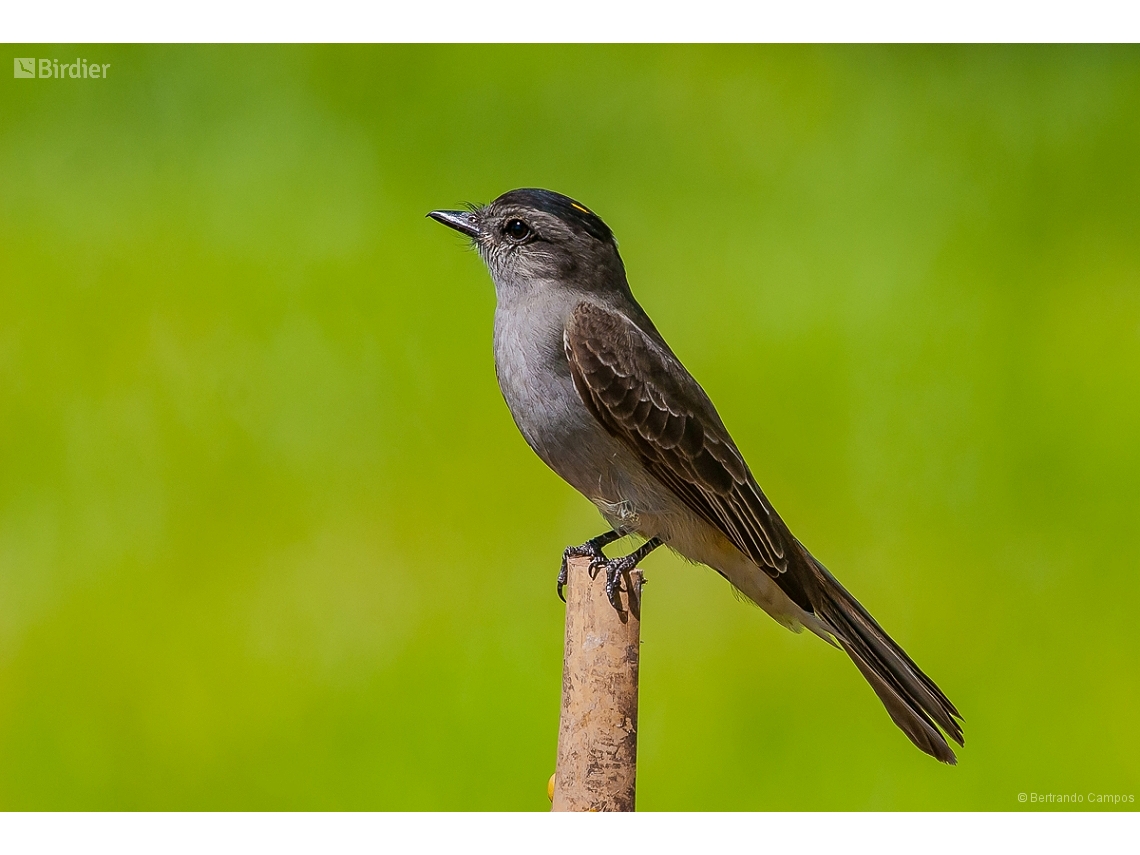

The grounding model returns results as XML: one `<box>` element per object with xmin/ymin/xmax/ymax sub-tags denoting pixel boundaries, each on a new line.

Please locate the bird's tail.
<box><xmin>798</xmin><ymin>544</ymin><xmax>965</xmax><ymax>764</ymax></box>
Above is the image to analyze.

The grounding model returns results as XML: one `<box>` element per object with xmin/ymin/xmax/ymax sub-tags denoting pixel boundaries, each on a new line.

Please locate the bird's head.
<box><xmin>429</xmin><ymin>188</ymin><xmax>627</xmax><ymax>298</ymax></box>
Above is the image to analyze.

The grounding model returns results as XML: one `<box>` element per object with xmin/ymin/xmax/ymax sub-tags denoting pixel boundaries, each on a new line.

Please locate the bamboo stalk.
<box><xmin>551</xmin><ymin>555</ymin><xmax>644</xmax><ymax>812</ymax></box>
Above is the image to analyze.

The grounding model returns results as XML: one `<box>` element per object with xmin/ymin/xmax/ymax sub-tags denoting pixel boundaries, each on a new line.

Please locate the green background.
<box><xmin>1</xmin><ymin>45</ymin><xmax>1138</xmax><ymax>810</ymax></box>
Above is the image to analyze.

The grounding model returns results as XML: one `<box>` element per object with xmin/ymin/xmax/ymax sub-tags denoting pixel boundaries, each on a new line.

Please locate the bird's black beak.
<box><xmin>428</xmin><ymin>209</ymin><xmax>481</xmax><ymax>239</ymax></box>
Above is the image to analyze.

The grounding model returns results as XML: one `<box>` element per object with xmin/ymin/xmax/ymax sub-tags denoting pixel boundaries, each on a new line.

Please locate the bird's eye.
<box><xmin>503</xmin><ymin>219</ymin><xmax>532</xmax><ymax>242</ymax></box>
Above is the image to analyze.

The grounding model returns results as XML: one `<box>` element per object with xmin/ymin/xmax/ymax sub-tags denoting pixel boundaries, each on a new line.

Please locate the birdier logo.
<box><xmin>13</xmin><ymin>57</ymin><xmax>111</xmax><ymax>79</ymax></box>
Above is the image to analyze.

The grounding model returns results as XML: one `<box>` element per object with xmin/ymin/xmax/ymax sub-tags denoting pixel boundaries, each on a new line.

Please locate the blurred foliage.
<box><xmin>1</xmin><ymin>45</ymin><xmax>1138</xmax><ymax>810</ymax></box>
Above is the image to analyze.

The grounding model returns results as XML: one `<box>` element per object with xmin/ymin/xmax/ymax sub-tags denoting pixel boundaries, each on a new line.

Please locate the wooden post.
<box><xmin>551</xmin><ymin>555</ymin><xmax>644</xmax><ymax>812</ymax></box>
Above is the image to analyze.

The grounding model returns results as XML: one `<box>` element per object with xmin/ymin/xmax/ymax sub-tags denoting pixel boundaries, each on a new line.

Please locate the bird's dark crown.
<box><xmin>491</xmin><ymin>188</ymin><xmax>613</xmax><ymax>244</ymax></box>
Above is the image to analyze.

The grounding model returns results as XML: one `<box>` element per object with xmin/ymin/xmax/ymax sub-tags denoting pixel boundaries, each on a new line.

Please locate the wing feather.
<box><xmin>564</xmin><ymin>301</ymin><xmax>964</xmax><ymax>762</ymax></box>
<box><xmin>564</xmin><ymin>301</ymin><xmax>796</xmax><ymax>586</ymax></box>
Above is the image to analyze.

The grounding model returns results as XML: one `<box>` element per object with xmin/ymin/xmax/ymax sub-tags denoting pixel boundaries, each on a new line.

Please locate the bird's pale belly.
<box><xmin>496</xmin><ymin>352</ymin><xmax>661</xmax><ymax>525</ymax></box>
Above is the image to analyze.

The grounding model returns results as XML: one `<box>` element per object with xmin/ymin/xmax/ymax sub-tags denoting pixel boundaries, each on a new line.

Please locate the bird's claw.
<box><xmin>558</xmin><ymin>532</ymin><xmax>654</xmax><ymax>612</ymax></box>
<box><xmin>604</xmin><ymin>560</ymin><xmax>627</xmax><ymax>612</ymax></box>
<box><xmin>558</xmin><ymin>539</ymin><xmax>609</xmax><ymax>603</ymax></box>
<box><xmin>588</xmin><ymin>554</ymin><xmax>634</xmax><ymax>613</ymax></box>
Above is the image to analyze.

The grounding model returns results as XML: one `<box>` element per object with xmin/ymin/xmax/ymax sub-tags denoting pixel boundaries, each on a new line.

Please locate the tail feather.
<box><xmin>798</xmin><ymin>544</ymin><xmax>964</xmax><ymax>764</ymax></box>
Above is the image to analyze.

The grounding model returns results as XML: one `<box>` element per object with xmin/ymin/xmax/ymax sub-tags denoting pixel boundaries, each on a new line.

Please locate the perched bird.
<box><xmin>429</xmin><ymin>188</ymin><xmax>964</xmax><ymax>763</ymax></box>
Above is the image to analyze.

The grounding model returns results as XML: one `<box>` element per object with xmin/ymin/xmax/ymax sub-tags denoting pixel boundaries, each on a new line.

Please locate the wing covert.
<box><xmin>564</xmin><ymin>301</ymin><xmax>796</xmax><ymax>584</ymax></box>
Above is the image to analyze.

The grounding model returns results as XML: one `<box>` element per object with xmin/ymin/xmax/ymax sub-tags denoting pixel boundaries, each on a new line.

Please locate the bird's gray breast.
<box><xmin>492</xmin><ymin>295</ymin><xmax>639</xmax><ymax>508</ymax></box>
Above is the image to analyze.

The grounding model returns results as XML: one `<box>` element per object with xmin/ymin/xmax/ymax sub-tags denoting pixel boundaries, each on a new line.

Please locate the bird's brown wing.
<box><xmin>565</xmin><ymin>301</ymin><xmax>965</xmax><ymax>762</ymax></box>
<box><xmin>564</xmin><ymin>301</ymin><xmax>812</xmax><ymax>611</ymax></box>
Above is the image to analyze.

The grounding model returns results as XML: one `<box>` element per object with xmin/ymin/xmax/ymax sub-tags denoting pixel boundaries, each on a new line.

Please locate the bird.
<box><xmin>428</xmin><ymin>188</ymin><xmax>964</xmax><ymax>764</ymax></box>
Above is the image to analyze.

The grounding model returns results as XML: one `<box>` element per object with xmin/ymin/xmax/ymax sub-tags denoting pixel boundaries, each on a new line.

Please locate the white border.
<box><xmin>0</xmin><ymin>812</ymin><xmax>1136</xmax><ymax>855</ymax></box>
<box><xmin>4</xmin><ymin>0</ymin><xmax>1140</xmax><ymax>43</ymax></box>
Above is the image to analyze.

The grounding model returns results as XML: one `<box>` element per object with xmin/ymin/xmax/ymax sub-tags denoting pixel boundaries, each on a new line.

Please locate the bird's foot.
<box><xmin>560</xmin><ymin>536</ymin><xmax>663</xmax><ymax>613</ymax></box>
<box><xmin>586</xmin><ymin>553</ymin><xmax>641</xmax><ymax>612</ymax></box>
<box><xmin>558</xmin><ymin>531</ymin><xmax>622</xmax><ymax>602</ymax></box>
